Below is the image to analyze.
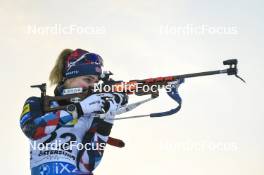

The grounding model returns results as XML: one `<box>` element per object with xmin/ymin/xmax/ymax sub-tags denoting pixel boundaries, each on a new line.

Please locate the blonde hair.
<box><xmin>49</xmin><ymin>49</ymin><xmax>73</xmax><ymax>86</ymax></box>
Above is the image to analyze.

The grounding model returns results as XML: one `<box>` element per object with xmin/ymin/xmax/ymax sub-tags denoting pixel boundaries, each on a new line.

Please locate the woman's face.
<box><xmin>64</xmin><ymin>75</ymin><xmax>99</xmax><ymax>89</ymax></box>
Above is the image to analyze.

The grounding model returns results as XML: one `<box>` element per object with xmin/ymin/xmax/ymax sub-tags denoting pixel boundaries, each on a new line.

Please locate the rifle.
<box><xmin>31</xmin><ymin>59</ymin><xmax>245</xmax><ymax>118</ymax></box>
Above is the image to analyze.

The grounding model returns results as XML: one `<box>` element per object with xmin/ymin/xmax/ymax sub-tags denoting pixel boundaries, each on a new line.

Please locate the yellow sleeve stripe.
<box><xmin>21</xmin><ymin>104</ymin><xmax>30</xmax><ymax>117</ymax></box>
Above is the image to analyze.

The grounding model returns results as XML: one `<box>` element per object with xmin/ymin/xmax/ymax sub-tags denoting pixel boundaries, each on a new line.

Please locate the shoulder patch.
<box><xmin>21</xmin><ymin>104</ymin><xmax>30</xmax><ymax>117</ymax></box>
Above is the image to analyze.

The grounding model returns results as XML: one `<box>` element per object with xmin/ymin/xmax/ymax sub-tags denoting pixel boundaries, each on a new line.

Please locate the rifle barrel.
<box><xmin>172</xmin><ymin>69</ymin><xmax>228</xmax><ymax>79</ymax></box>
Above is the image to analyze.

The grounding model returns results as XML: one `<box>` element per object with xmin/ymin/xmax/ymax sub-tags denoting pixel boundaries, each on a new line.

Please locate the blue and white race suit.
<box><xmin>20</xmin><ymin>93</ymin><xmax>121</xmax><ymax>175</ymax></box>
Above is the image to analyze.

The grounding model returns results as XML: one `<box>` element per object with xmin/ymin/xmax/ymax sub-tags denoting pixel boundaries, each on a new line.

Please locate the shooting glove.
<box><xmin>79</xmin><ymin>94</ymin><xmax>107</xmax><ymax>116</ymax></box>
<box><xmin>93</xmin><ymin>93</ymin><xmax>128</xmax><ymax>123</ymax></box>
<box><xmin>112</xmin><ymin>92</ymin><xmax>128</xmax><ymax>106</ymax></box>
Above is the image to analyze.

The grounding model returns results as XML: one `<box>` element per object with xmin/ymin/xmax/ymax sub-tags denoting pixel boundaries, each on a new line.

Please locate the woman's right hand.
<box><xmin>79</xmin><ymin>94</ymin><xmax>107</xmax><ymax>115</ymax></box>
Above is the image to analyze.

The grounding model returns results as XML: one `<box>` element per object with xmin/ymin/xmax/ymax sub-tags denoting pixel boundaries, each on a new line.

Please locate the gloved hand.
<box><xmin>95</xmin><ymin>93</ymin><xmax>128</xmax><ymax>123</ymax></box>
<box><xmin>112</xmin><ymin>93</ymin><xmax>128</xmax><ymax>106</ymax></box>
<box><xmin>101</xmin><ymin>99</ymin><xmax>120</xmax><ymax>123</ymax></box>
<box><xmin>79</xmin><ymin>94</ymin><xmax>107</xmax><ymax>115</ymax></box>
<box><xmin>79</xmin><ymin>92</ymin><xmax>127</xmax><ymax>114</ymax></box>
